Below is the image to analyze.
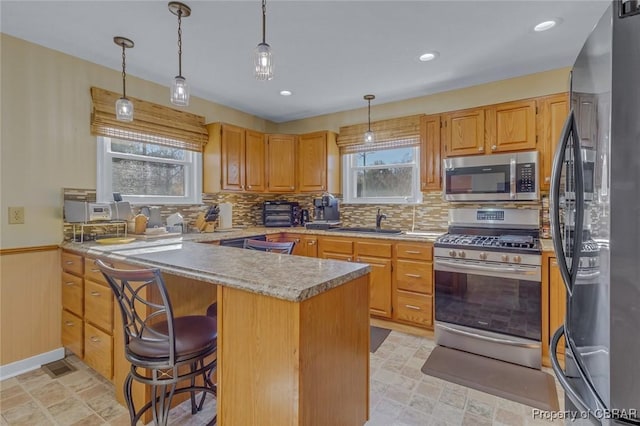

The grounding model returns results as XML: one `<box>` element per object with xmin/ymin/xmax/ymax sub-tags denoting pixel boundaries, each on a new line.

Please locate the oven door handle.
<box><xmin>438</xmin><ymin>323</ymin><xmax>540</xmax><ymax>349</ymax></box>
<box><xmin>435</xmin><ymin>259</ymin><xmax>537</xmax><ymax>275</ymax></box>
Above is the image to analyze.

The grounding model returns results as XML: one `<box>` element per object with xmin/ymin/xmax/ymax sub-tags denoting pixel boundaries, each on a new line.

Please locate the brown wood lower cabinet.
<box><xmin>355</xmin><ymin>240</ymin><xmax>393</xmax><ymax>319</ymax></box>
<box><xmin>280</xmin><ymin>233</ymin><xmax>318</xmax><ymax>257</ymax></box>
<box><xmin>61</xmin><ymin>309</ymin><xmax>83</xmax><ymax>357</ymax></box>
<box><xmin>84</xmin><ymin>322</ymin><xmax>113</xmax><ymax>380</ymax></box>
<box><xmin>393</xmin><ymin>243</ymin><xmax>434</xmax><ymax>328</ymax></box>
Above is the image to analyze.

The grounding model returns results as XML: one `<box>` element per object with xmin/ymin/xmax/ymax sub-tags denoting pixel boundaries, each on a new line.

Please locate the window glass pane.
<box><xmin>111</xmin><ymin>140</ymin><xmax>185</xmax><ymax>161</ymax></box>
<box><xmin>356</xmin><ymin>167</ymin><xmax>413</xmax><ymax>197</ymax></box>
<box><xmin>356</xmin><ymin>147</ymin><xmax>414</xmax><ymax>167</ymax></box>
<box><xmin>112</xmin><ymin>158</ymin><xmax>185</xmax><ymax>196</ymax></box>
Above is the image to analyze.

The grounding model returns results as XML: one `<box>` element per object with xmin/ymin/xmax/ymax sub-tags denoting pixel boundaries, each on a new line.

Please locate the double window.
<box><xmin>97</xmin><ymin>137</ymin><xmax>201</xmax><ymax>205</ymax></box>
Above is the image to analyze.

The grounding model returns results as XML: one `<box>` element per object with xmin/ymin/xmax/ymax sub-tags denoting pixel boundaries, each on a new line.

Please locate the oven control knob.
<box><xmin>579</xmin><ymin>259</ymin><xmax>585</xmax><ymax>268</ymax></box>
<box><xmin>448</xmin><ymin>250</ymin><xmax>457</xmax><ymax>258</ymax></box>
<box><xmin>589</xmin><ymin>258</ymin><xmax>597</xmax><ymax>267</ymax></box>
<box><xmin>501</xmin><ymin>254</ymin><xmax>509</xmax><ymax>262</ymax></box>
<box><xmin>513</xmin><ymin>255</ymin><xmax>522</xmax><ymax>264</ymax></box>
<box><xmin>457</xmin><ymin>251</ymin><xmax>466</xmax><ymax>258</ymax></box>
<box><xmin>479</xmin><ymin>252</ymin><xmax>487</xmax><ymax>260</ymax></box>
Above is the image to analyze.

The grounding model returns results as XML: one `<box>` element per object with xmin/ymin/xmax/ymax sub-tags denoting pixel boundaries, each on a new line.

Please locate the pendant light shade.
<box><xmin>364</xmin><ymin>94</ymin><xmax>375</xmax><ymax>144</ymax></box>
<box><xmin>254</xmin><ymin>0</ymin><xmax>273</xmax><ymax>80</ymax></box>
<box><xmin>114</xmin><ymin>36</ymin><xmax>134</xmax><ymax>122</ymax></box>
<box><xmin>169</xmin><ymin>2</ymin><xmax>191</xmax><ymax>106</ymax></box>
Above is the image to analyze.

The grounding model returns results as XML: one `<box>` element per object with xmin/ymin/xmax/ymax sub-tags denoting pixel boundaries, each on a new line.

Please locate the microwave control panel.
<box><xmin>516</xmin><ymin>163</ymin><xmax>536</xmax><ymax>193</ymax></box>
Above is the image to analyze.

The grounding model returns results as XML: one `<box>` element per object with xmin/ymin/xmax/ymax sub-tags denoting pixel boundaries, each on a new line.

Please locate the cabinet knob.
<box><xmin>290</xmin><ymin>186</ymin><xmax>294</xmax><ymax>190</ymax></box>
<box><xmin>308</xmin><ymin>241</ymin><xmax>316</xmax><ymax>245</ymax></box>
<box><xmin>65</xmin><ymin>281</ymin><xmax>75</xmax><ymax>286</ymax></box>
<box><xmin>294</xmin><ymin>239</ymin><xmax>300</xmax><ymax>243</ymax></box>
<box><xmin>545</xmin><ymin>176</ymin><xmax>551</xmax><ymax>183</ymax></box>
<box><xmin>491</xmin><ymin>145</ymin><xmax>497</xmax><ymax>151</ymax></box>
<box><xmin>65</xmin><ymin>321</ymin><xmax>74</xmax><ymax>326</ymax></box>
<box><xmin>247</xmin><ymin>185</ymin><xmax>252</xmax><ymax>189</ymax></box>
<box><xmin>90</xmin><ymin>336</ymin><xmax>101</xmax><ymax>343</ymax></box>
<box><xmin>347</xmin><ymin>257</ymin><xmax>352</xmax><ymax>262</ymax></box>
<box><xmin>478</xmin><ymin>146</ymin><xmax>484</xmax><ymax>152</ymax></box>
<box><xmin>65</xmin><ymin>261</ymin><xmax>74</xmax><ymax>265</ymax></box>
<box><xmin>90</xmin><ymin>291</ymin><xmax>101</xmax><ymax>297</ymax></box>
<box><xmin>405</xmin><ymin>273</ymin><xmax>421</xmax><ymax>278</ymax></box>
<box><xmin>405</xmin><ymin>304</ymin><xmax>421</xmax><ymax>311</ymax></box>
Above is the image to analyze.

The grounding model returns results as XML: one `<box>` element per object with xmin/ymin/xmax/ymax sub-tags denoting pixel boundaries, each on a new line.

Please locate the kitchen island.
<box><xmin>62</xmin><ymin>238</ymin><xmax>371</xmax><ymax>425</ymax></box>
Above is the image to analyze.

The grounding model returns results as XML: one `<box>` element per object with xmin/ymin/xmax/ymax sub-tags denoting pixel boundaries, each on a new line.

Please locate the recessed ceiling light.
<box><xmin>534</xmin><ymin>20</ymin><xmax>558</xmax><ymax>32</ymax></box>
<box><xmin>280</xmin><ymin>90</ymin><xmax>292</xmax><ymax>96</ymax></box>
<box><xmin>419</xmin><ymin>51</ymin><xmax>439</xmax><ymax>62</ymax></box>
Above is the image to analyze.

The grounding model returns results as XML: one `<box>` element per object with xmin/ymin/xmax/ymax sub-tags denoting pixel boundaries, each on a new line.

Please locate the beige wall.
<box><xmin>275</xmin><ymin>67</ymin><xmax>570</xmax><ymax>134</ymax></box>
<box><xmin>0</xmin><ymin>34</ymin><xmax>270</xmax><ymax>249</ymax></box>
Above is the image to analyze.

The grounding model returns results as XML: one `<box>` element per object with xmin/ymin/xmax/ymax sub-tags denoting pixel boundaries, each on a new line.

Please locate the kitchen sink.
<box><xmin>328</xmin><ymin>227</ymin><xmax>403</xmax><ymax>235</ymax></box>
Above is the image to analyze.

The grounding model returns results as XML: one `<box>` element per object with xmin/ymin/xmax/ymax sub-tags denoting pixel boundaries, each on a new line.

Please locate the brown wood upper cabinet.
<box><xmin>443</xmin><ymin>107</ymin><xmax>485</xmax><ymax>156</ymax></box>
<box><xmin>420</xmin><ymin>114</ymin><xmax>442</xmax><ymax>191</ymax></box>
<box><xmin>442</xmin><ymin>99</ymin><xmax>537</xmax><ymax>157</ymax></box>
<box><xmin>297</xmin><ymin>131</ymin><xmax>340</xmax><ymax>193</ymax></box>
<box><xmin>267</xmin><ymin>134</ymin><xmax>297</xmax><ymax>192</ymax></box>
<box><xmin>486</xmin><ymin>99</ymin><xmax>537</xmax><ymax>153</ymax></box>
<box><xmin>538</xmin><ymin>93</ymin><xmax>569</xmax><ymax>190</ymax></box>
<box><xmin>204</xmin><ymin>123</ymin><xmax>266</xmax><ymax>193</ymax></box>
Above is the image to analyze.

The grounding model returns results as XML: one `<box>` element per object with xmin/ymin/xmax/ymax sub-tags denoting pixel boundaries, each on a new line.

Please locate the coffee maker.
<box><xmin>313</xmin><ymin>194</ymin><xmax>340</xmax><ymax>222</ymax></box>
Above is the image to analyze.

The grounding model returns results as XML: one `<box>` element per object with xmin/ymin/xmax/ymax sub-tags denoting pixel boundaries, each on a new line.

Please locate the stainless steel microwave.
<box><xmin>443</xmin><ymin>151</ymin><xmax>539</xmax><ymax>202</ymax></box>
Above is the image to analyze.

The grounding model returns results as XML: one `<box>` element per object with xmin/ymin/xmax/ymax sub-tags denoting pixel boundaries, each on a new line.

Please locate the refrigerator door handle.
<box><xmin>550</xmin><ymin>110</ymin><xmax>576</xmax><ymax>296</ymax></box>
<box><xmin>569</xmin><ymin>112</ymin><xmax>586</xmax><ymax>288</ymax></box>
<box><xmin>550</xmin><ymin>325</ymin><xmax>595</xmax><ymax>413</ymax></box>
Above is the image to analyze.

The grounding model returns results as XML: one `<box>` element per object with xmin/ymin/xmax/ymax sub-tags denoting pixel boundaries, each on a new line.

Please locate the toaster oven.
<box><xmin>263</xmin><ymin>201</ymin><xmax>299</xmax><ymax>227</ymax></box>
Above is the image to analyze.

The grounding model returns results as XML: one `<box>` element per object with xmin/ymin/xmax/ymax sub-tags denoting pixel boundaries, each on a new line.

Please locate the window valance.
<box><xmin>337</xmin><ymin>114</ymin><xmax>424</xmax><ymax>153</ymax></box>
<box><xmin>90</xmin><ymin>87</ymin><xmax>208</xmax><ymax>152</ymax></box>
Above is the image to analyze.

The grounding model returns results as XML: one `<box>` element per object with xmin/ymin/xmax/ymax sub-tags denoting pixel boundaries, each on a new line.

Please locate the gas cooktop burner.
<box><xmin>436</xmin><ymin>234</ymin><xmax>538</xmax><ymax>250</ymax></box>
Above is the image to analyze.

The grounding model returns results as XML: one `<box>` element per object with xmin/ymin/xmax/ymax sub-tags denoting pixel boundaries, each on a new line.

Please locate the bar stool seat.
<box><xmin>96</xmin><ymin>259</ymin><xmax>217</xmax><ymax>426</ymax></box>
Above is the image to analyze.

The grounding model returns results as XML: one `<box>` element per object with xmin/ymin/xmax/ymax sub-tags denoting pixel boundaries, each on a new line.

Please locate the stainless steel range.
<box><xmin>434</xmin><ymin>208</ymin><xmax>542</xmax><ymax>369</ymax></box>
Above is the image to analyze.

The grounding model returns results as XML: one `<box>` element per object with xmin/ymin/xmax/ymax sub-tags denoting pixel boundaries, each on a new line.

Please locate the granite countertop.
<box><xmin>61</xmin><ymin>238</ymin><xmax>370</xmax><ymax>302</ymax></box>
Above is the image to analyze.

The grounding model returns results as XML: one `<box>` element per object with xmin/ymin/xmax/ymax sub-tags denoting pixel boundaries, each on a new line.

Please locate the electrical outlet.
<box><xmin>8</xmin><ymin>207</ymin><xmax>24</xmax><ymax>224</ymax></box>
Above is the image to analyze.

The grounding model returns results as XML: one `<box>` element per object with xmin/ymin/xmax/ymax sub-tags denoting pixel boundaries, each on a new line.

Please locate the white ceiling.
<box><xmin>1</xmin><ymin>1</ymin><xmax>610</xmax><ymax>123</ymax></box>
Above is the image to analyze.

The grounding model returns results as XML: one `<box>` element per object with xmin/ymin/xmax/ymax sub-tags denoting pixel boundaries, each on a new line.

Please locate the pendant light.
<box><xmin>169</xmin><ymin>2</ymin><xmax>191</xmax><ymax>106</ymax></box>
<box><xmin>364</xmin><ymin>94</ymin><xmax>375</xmax><ymax>144</ymax></box>
<box><xmin>114</xmin><ymin>37</ymin><xmax>134</xmax><ymax>122</ymax></box>
<box><xmin>254</xmin><ymin>0</ymin><xmax>273</xmax><ymax>80</ymax></box>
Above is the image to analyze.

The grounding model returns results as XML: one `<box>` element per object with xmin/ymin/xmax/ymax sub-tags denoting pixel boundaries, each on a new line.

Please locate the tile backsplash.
<box><xmin>62</xmin><ymin>188</ymin><xmax>545</xmax><ymax>240</ymax></box>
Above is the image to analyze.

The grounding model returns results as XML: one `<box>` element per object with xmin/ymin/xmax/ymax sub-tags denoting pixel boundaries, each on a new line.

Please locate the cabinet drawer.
<box><xmin>320</xmin><ymin>238</ymin><xmax>353</xmax><ymax>255</ymax></box>
<box><xmin>61</xmin><ymin>310</ymin><xmax>83</xmax><ymax>358</ymax></box>
<box><xmin>62</xmin><ymin>272</ymin><xmax>83</xmax><ymax>316</ymax></box>
<box><xmin>85</xmin><ymin>280</ymin><xmax>114</xmax><ymax>333</ymax></box>
<box><xmin>396</xmin><ymin>291</ymin><xmax>433</xmax><ymax>327</ymax></box>
<box><xmin>396</xmin><ymin>260</ymin><xmax>433</xmax><ymax>294</ymax></box>
<box><xmin>84</xmin><ymin>258</ymin><xmax>112</xmax><ymax>285</ymax></box>
<box><xmin>61</xmin><ymin>252</ymin><xmax>83</xmax><ymax>275</ymax></box>
<box><xmin>84</xmin><ymin>323</ymin><xmax>113</xmax><ymax>381</ymax></box>
<box><xmin>396</xmin><ymin>243</ymin><xmax>432</xmax><ymax>261</ymax></box>
<box><xmin>355</xmin><ymin>241</ymin><xmax>392</xmax><ymax>258</ymax></box>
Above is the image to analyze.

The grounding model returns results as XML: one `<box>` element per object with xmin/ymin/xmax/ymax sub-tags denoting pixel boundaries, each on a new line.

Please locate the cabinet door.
<box><xmin>549</xmin><ymin>258</ymin><xmax>566</xmax><ymax>361</ymax></box>
<box><xmin>62</xmin><ymin>272</ymin><xmax>83</xmax><ymax>316</ymax></box>
<box><xmin>487</xmin><ymin>99</ymin><xmax>537</xmax><ymax>153</ymax></box>
<box><xmin>298</xmin><ymin>132</ymin><xmax>327</xmax><ymax>192</ymax></box>
<box><xmin>85</xmin><ymin>323</ymin><xmax>113</xmax><ymax>381</ymax></box>
<box><xmin>61</xmin><ymin>310</ymin><xmax>83</xmax><ymax>358</ymax></box>
<box><xmin>318</xmin><ymin>237</ymin><xmax>353</xmax><ymax>261</ymax></box>
<box><xmin>358</xmin><ymin>255</ymin><xmax>392</xmax><ymax>318</ymax></box>
<box><xmin>538</xmin><ymin>93</ymin><xmax>569</xmax><ymax>190</ymax></box>
<box><xmin>245</xmin><ymin>130</ymin><xmax>266</xmax><ymax>192</ymax></box>
<box><xmin>267</xmin><ymin>134</ymin><xmax>297</xmax><ymax>192</ymax></box>
<box><xmin>444</xmin><ymin>108</ymin><xmax>485</xmax><ymax>156</ymax></box>
<box><xmin>284</xmin><ymin>234</ymin><xmax>318</xmax><ymax>257</ymax></box>
<box><xmin>396</xmin><ymin>291</ymin><xmax>433</xmax><ymax>327</ymax></box>
<box><xmin>420</xmin><ymin>114</ymin><xmax>442</xmax><ymax>190</ymax></box>
<box><xmin>303</xmin><ymin>237</ymin><xmax>318</xmax><ymax>257</ymax></box>
<box><xmin>221</xmin><ymin>124</ymin><xmax>246</xmax><ymax>191</ymax></box>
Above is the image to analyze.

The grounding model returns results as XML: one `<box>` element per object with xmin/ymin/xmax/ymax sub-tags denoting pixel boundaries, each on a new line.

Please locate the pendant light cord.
<box><xmin>177</xmin><ymin>9</ymin><xmax>183</xmax><ymax>77</ymax></box>
<box><xmin>367</xmin><ymin>99</ymin><xmax>371</xmax><ymax>132</ymax></box>
<box><xmin>262</xmin><ymin>0</ymin><xmax>267</xmax><ymax>44</ymax></box>
<box><xmin>121</xmin><ymin>44</ymin><xmax>127</xmax><ymax>98</ymax></box>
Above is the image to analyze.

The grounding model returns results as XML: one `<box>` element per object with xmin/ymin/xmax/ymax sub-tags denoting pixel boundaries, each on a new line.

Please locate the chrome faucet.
<box><xmin>376</xmin><ymin>208</ymin><xmax>387</xmax><ymax>230</ymax></box>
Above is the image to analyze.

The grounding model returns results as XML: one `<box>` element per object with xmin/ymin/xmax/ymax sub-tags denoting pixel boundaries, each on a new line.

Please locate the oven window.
<box><xmin>435</xmin><ymin>270</ymin><xmax>541</xmax><ymax>340</ymax></box>
<box><xmin>446</xmin><ymin>165</ymin><xmax>510</xmax><ymax>194</ymax></box>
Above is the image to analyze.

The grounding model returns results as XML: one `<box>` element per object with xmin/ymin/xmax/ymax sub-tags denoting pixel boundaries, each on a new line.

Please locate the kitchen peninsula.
<box><xmin>61</xmin><ymin>238</ymin><xmax>371</xmax><ymax>425</ymax></box>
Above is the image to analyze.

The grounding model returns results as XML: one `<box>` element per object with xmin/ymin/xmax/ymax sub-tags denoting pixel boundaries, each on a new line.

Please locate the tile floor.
<box><xmin>0</xmin><ymin>331</ymin><xmax>563</xmax><ymax>425</ymax></box>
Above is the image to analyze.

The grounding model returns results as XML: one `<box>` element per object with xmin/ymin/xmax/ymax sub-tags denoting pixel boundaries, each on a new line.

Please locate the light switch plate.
<box><xmin>8</xmin><ymin>207</ymin><xmax>24</xmax><ymax>224</ymax></box>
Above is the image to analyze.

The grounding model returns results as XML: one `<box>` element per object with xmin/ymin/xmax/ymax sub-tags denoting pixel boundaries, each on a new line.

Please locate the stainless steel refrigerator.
<box><xmin>550</xmin><ymin>1</ymin><xmax>639</xmax><ymax>424</ymax></box>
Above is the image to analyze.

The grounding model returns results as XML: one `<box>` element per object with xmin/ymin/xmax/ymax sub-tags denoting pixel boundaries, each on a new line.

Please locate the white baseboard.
<box><xmin>0</xmin><ymin>348</ymin><xmax>65</xmax><ymax>381</ymax></box>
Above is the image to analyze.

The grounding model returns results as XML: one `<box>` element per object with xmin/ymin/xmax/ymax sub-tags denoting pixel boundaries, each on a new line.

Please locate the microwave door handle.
<box><xmin>551</xmin><ymin>109</ymin><xmax>576</xmax><ymax>296</ymax></box>
<box><xmin>510</xmin><ymin>157</ymin><xmax>516</xmax><ymax>199</ymax></box>
<box><xmin>550</xmin><ymin>326</ymin><xmax>597</xmax><ymax>414</ymax></box>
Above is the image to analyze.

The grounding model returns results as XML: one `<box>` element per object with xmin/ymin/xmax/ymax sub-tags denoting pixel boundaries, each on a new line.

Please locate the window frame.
<box><xmin>342</xmin><ymin>145</ymin><xmax>422</xmax><ymax>204</ymax></box>
<box><xmin>97</xmin><ymin>136</ymin><xmax>202</xmax><ymax>205</ymax></box>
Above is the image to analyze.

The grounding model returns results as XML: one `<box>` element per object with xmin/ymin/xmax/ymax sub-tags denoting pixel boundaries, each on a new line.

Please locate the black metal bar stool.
<box><xmin>96</xmin><ymin>259</ymin><xmax>217</xmax><ymax>426</ymax></box>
